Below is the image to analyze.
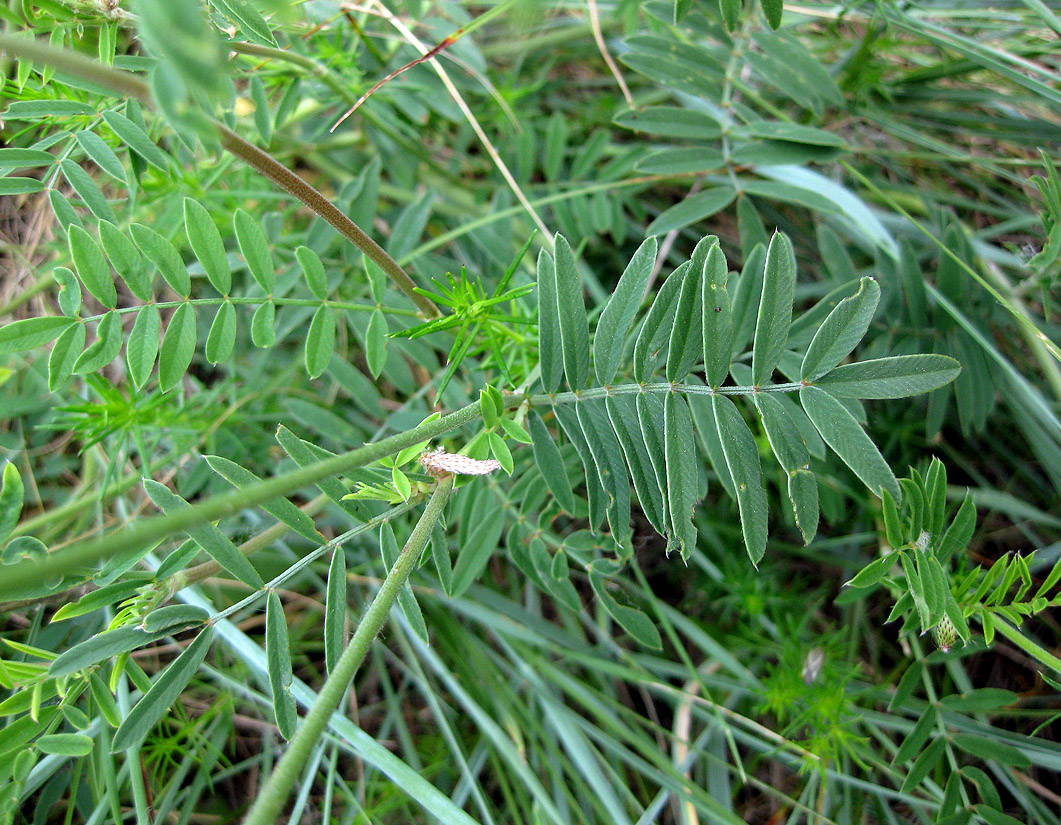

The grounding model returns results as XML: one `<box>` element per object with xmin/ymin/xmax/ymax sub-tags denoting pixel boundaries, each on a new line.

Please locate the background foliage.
<box><xmin>1</xmin><ymin>0</ymin><xmax>1060</xmax><ymax>823</ymax></box>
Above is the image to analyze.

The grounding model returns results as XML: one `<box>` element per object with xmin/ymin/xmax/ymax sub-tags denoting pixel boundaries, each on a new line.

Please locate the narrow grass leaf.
<box><xmin>753</xmin><ymin>232</ymin><xmax>795</xmax><ymax>385</ymax></box>
<box><xmin>665</xmin><ymin>393</ymin><xmax>698</xmax><ymax>559</ymax></box>
<box><xmin>98</xmin><ymin>219</ymin><xmax>149</xmax><ymax>301</ymax></box>
<box><xmin>234</xmin><ymin>209</ymin><xmax>275</xmax><ymax>293</ymax></box>
<box><xmin>450</xmin><ymin>498</ymin><xmax>506</xmax><ymax>597</ymax></box>
<box><xmin>69</xmin><ymin>225</ymin><xmax>117</xmax><ymax>309</ymax></box>
<box><xmin>589</xmin><ymin>566</ymin><xmax>662</xmax><ymax>649</ymax></box>
<box><xmin>951</xmin><ymin>735</ymin><xmax>1030</xmax><ymax>768</ymax></box>
<box><xmin>102</xmin><ymin>110</ymin><xmax>171</xmax><ymax>171</ymax></box>
<box><xmin>205</xmin><ymin>302</ymin><xmax>237</xmax><ymax>364</ymax></box>
<box><xmin>305</xmin><ymin>306</ymin><xmax>335</xmax><ymax>379</ymax></box>
<box><xmin>144</xmin><ymin>479</ymin><xmax>263</xmax><ymax>587</ymax></box>
<box><xmin>667</xmin><ymin>239</ymin><xmax>709</xmax><ymax>382</ymax></box>
<box><xmin>130</xmin><ymin>223</ymin><xmax>190</xmax><ymax>296</ymax></box>
<box><xmin>634</xmin><ymin>263</ymin><xmax>687</xmax><ymax>382</ymax></box>
<box><xmin>594</xmin><ymin>237</ymin><xmax>656</xmax><ymax>386</ymax></box>
<box><xmin>0</xmin><ymin>316</ymin><xmax>76</xmax><ymax>357</ymax></box>
<box><xmin>800</xmin><ymin>386</ymin><xmax>900</xmax><ymax>500</ymax></box>
<box><xmin>158</xmin><ymin>303</ymin><xmax>196</xmax><ymax>391</ymax></box>
<box><xmin>713</xmin><ymin>395</ymin><xmax>768</xmax><ymax>565</ymax></box>
<box><xmin>112</xmin><ymin>628</ymin><xmax>214</xmax><ymax>752</ymax></box>
<box><xmin>184</xmin><ymin>198</ymin><xmax>230</xmax><ymax>295</ymax></box>
<box><xmin>815</xmin><ymin>355</ymin><xmax>961</xmax><ymax>399</ymax></box>
<box><xmin>553</xmin><ymin>234</ymin><xmax>590</xmax><ymax>390</ymax></box>
<box><xmin>75</xmin><ymin>130</ymin><xmax>126</xmax><ymax>185</ymax></box>
<box><xmin>266</xmin><ymin>592</ymin><xmax>297</xmax><ymax>739</ymax></box>
<box><xmin>607</xmin><ymin>396</ymin><xmax>666</xmax><ymax>535</ymax></box>
<box><xmin>527</xmin><ymin>411</ymin><xmax>576</xmax><ymax>513</ymax></box>
<box><xmin>536</xmin><ymin>249</ymin><xmax>562</xmax><ymax>392</ymax></box>
<box><xmin>702</xmin><ymin>241</ymin><xmax>732</xmax><ymax>388</ymax></box>
<box><xmin>127</xmin><ymin>305</ymin><xmax>160</xmax><ymax>389</ymax></box>
<box><xmin>646</xmin><ymin>187</ymin><xmax>735</xmax><ymax>236</ymax></box>
<box><xmin>202</xmin><ymin>455</ymin><xmax>322</xmax><ymax>542</ymax></box>
<box><xmin>801</xmin><ymin>277</ymin><xmax>880</xmax><ymax>382</ymax></box>
<box><xmin>754</xmin><ymin>393</ymin><xmax>818</xmax><ymax>543</ymax></box>
<box><xmin>325</xmin><ymin>548</ymin><xmax>347</xmax><ymax>673</ymax></box>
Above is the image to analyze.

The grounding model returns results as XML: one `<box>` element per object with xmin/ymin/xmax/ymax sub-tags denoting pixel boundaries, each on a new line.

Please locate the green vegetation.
<box><xmin>1</xmin><ymin>1</ymin><xmax>1059</xmax><ymax>823</ymax></box>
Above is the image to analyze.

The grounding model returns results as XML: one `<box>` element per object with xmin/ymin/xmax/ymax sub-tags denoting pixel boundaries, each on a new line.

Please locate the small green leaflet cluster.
<box><xmin>0</xmin><ymin>196</ymin><xmax>351</xmax><ymax>392</ymax></box>
<box><xmin>534</xmin><ymin>232</ymin><xmax>961</xmax><ymax>564</ymax></box>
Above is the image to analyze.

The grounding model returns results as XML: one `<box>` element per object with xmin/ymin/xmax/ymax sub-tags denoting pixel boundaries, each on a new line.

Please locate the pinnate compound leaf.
<box><xmin>527</xmin><ymin>411</ymin><xmax>576</xmax><ymax>513</ymax></box>
<box><xmin>646</xmin><ymin>187</ymin><xmax>735</xmax><ymax>236</ymax></box>
<box><xmin>589</xmin><ymin>565</ymin><xmax>662</xmax><ymax>649</ymax></box>
<box><xmin>536</xmin><ymin>249</ymin><xmax>562</xmax><ymax>393</ymax></box>
<box><xmin>0</xmin><ymin>316</ymin><xmax>77</xmax><ymax>357</ymax></box>
<box><xmin>713</xmin><ymin>395</ymin><xmax>768</xmax><ymax>565</ymax></box>
<box><xmin>595</xmin><ymin>237</ymin><xmax>657</xmax><ymax>386</ymax></box>
<box><xmin>815</xmin><ymin>355</ymin><xmax>962</xmax><ymax>399</ymax></box>
<box><xmin>144</xmin><ymin>479</ymin><xmax>263</xmax><ymax>587</ymax></box>
<box><xmin>127</xmin><ymin>304</ymin><xmax>160</xmax><ymax>389</ymax></box>
<box><xmin>234</xmin><ymin>209</ymin><xmax>275</xmax><ymax>293</ymax></box>
<box><xmin>158</xmin><ymin>303</ymin><xmax>196</xmax><ymax>391</ymax></box>
<box><xmin>665</xmin><ymin>393</ymin><xmax>698</xmax><ymax>559</ymax></box>
<box><xmin>266</xmin><ymin>592</ymin><xmax>297</xmax><ymax>739</ymax></box>
<box><xmin>69</xmin><ymin>225</ymin><xmax>116</xmax><ymax>309</ymax></box>
<box><xmin>553</xmin><ymin>235</ymin><xmax>590</xmax><ymax>390</ymax></box>
<box><xmin>801</xmin><ymin>276</ymin><xmax>880</xmax><ymax>382</ymax></box>
<box><xmin>205</xmin><ymin>301</ymin><xmax>237</xmax><ymax>364</ymax></box>
<box><xmin>305</xmin><ymin>306</ymin><xmax>335</xmax><ymax>379</ymax></box>
<box><xmin>112</xmin><ymin>628</ymin><xmax>214</xmax><ymax>751</ymax></box>
<box><xmin>800</xmin><ymin>386</ymin><xmax>900</xmax><ymax>501</ymax></box>
<box><xmin>130</xmin><ymin>223</ymin><xmax>189</xmax><ymax>296</ymax></box>
<box><xmin>753</xmin><ymin>232</ymin><xmax>795</xmax><ymax>385</ymax></box>
<box><xmin>184</xmin><ymin>198</ymin><xmax>230</xmax><ymax>295</ymax></box>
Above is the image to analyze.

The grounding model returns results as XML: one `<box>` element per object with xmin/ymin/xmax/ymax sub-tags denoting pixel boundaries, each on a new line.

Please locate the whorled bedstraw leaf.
<box><xmin>665</xmin><ymin>393</ymin><xmax>698</xmax><ymax>559</ymax></box>
<box><xmin>701</xmin><ymin>240</ymin><xmax>732</xmax><ymax>388</ymax></box>
<box><xmin>801</xmin><ymin>277</ymin><xmax>881</xmax><ymax>382</ymax></box>
<box><xmin>98</xmin><ymin>220</ymin><xmax>149</xmax><ymax>301</ymax></box>
<box><xmin>553</xmin><ymin>234</ymin><xmax>590</xmax><ymax>390</ymax></box>
<box><xmin>68</xmin><ymin>225</ymin><xmax>116</xmax><ymax>309</ymax></box>
<box><xmin>203</xmin><ymin>454</ymin><xmax>322</xmax><ymax>542</ymax></box>
<box><xmin>815</xmin><ymin>355</ymin><xmax>961</xmax><ymax>399</ymax></box>
<box><xmin>111</xmin><ymin>627</ymin><xmax>214</xmax><ymax>752</ymax></box>
<box><xmin>158</xmin><ymin>303</ymin><xmax>196</xmax><ymax>391</ymax></box>
<box><xmin>754</xmin><ymin>392</ymin><xmax>818</xmax><ymax>544</ymax></box>
<box><xmin>576</xmin><ymin>399</ymin><xmax>633</xmax><ymax>553</ymax></box>
<box><xmin>536</xmin><ymin>249</ymin><xmax>562</xmax><ymax>393</ymax></box>
<box><xmin>265</xmin><ymin>591</ymin><xmax>297</xmax><ymax>739</ymax></box>
<box><xmin>184</xmin><ymin>198</ymin><xmax>230</xmax><ymax>296</ymax></box>
<box><xmin>324</xmin><ymin>547</ymin><xmax>347</xmax><ymax>674</ymax></box>
<box><xmin>800</xmin><ymin>386</ymin><xmax>900</xmax><ymax>501</ymax></box>
<box><xmin>234</xmin><ymin>209</ymin><xmax>275</xmax><ymax>294</ymax></box>
<box><xmin>752</xmin><ymin>232</ymin><xmax>796</xmax><ymax>385</ymax></box>
<box><xmin>102</xmin><ymin>109</ymin><xmax>171</xmax><ymax>171</ymax></box>
<box><xmin>143</xmin><ymin>479</ymin><xmax>263</xmax><ymax>587</ymax></box>
<box><xmin>667</xmin><ymin>238</ymin><xmax>711</xmax><ymax>383</ymax></box>
<box><xmin>527</xmin><ymin>411</ymin><xmax>576</xmax><ymax>514</ymax></box>
<box><xmin>607</xmin><ymin>396</ymin><xmax>666</xmax><ymax>535</ymax></box>
<box><xmin>594</xmin><ymin>237</ymin><xmax>657</xmax><ymax>386</ymax></box>
<box><xmin>73</xmin><ymin>311</ymin><xmax>122</xmax><ymax>375</ymax></box>
<box><xmin>305</xmin><ymin>306</ymin><xmax>335</xmax><ymax>379</ymax></box>
<box><xmin>713</xmin><ymin>395</ymin><xmax>768</xmax><ymax>565</ymax></box>
<box><xmin>205</xmin><ymin>301</ymin><xmax>237</xmax><ymax>365</ymax></box>
<box><xmin>127</xmin><ymin>304</ymin><xmax>160</xmax><ymax>390</ymax></box>
<box><xmin>634</xmin><ymin>263</ymin><xmax>688</xmax><ymax>383</ymax></box>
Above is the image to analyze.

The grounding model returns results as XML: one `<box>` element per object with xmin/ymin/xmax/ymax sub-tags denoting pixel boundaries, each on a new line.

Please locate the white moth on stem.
<box><xmin>419</xmin><ymin>448</ymin><xmax>501</xmax><ymax>478</ymax></box>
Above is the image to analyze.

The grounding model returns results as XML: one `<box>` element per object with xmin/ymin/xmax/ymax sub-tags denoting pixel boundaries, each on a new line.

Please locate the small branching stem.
<box><xmin>241</xmin><ymin>477</ymin><xmax>453</xmax><ymax>825</ymax></box>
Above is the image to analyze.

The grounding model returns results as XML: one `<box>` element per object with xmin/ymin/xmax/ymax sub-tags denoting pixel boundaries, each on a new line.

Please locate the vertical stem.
<box><xmin>242</xmin><ymin>476</ymin><xmax>454</xmax><ymax>825</ymax></box>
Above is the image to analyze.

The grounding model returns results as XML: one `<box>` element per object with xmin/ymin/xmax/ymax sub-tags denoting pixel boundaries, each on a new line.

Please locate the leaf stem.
<box><xmin>241</xmin><ymin>476</ymin><xmax>453</xmax><ymax>825</ymax></box>
<box><xmin>0</xmin><ymin>34</ymin><xmax>440</xmax><ymax>319</ymax></box>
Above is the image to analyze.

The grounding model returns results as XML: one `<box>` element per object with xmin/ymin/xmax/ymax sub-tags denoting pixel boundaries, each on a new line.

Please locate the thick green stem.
<box><xmin>988</xmin><ymin>614</ymin><xmax>1061</xmax><ymax>674</ymax></box>
<box><xmin>1</xmin><ymin>402</ymin><xmax>481</xmax><ymax>595</ymax></box>
<box><xmin>241</xmin><ymin>476</ymin><xmax>453</xmax><ymax>825</ymax></box>
<box><xmin>0</xmin><ymin>34</ymin><xmax>439</xmax><ymax>319</ymax></box>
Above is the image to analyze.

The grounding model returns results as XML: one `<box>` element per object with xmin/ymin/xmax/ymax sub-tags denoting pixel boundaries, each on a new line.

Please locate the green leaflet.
<box><xmin>324</xmin><ymin>547</ymin><xmax>346</xmax><ymax>674</ymax></box>
<box><xmin>127</xmin><ymin>304</ymin><xmax>160</xmax><ymax>389</ymax></box>
<box><xmin>801</xmin><ymin>276</ymin><xmax>881</xmax><ymax>382</ymax></box>
<box><xmin>295</xmin><ymin>245</ymin><xmax>327</xmax><ymax>300</ymax></box>
<box><xmin>594</xmin><ymin>236</ymin><xmax>656</xmax><ymax>386</ymax></box>
<box><xmin>636</xmin><ymin>393</ymin><xmax>672</xmax><ymax>524</ymax></box>
<box><xmin>646</xmin><ymin>187</ymin><xmax>735</xmax><ymax>236</ymax></box>
<box><xmin>634</xmin><ymin>262</ymin><xmax>688</xmax><ymax>383</ymax></box>
<box><xmin>553</xmin><ymin>404</ymin><xmax>606</xmax><ymax>531</ymax></box>
<box><xmin>102</xmin><ymin>109</ymin><xmax>172</xmax><ymax>171</ymax></box>
<box><xmin>588</xmin><ymin>564</ymin><xmax>662</xmax><ymax>649</ymax></box>
<box><xmin>730</xmin><ymin>242</ymin><xmax>765</xmax><ymax>355</ymax></box>
<box><xmin>607</xmin><ymin>396</ymin><xmax>666</xmax><ymax>535</ymax></box>
<box><xmin>72</xmin><ymin>310</ymin><xmax>122</xmax><ymax>375</ymax></box>
<box><xmin>527</xmin><ymin>411</ymin><xmax>576</xmax><ymax>513</ymax></box>
<box><xmin>60</xmin><ymin>159</ymin><xmax>116</xmax><ymax>223</ymax></box>
<box><xmin>701</xmin><ymin>240</ymin><xmax>732</xmax><ymax>388</ymax></box>
<box><xmin>234</xmin><ymin>209</ymin><xmax>275</xmax><ymax>294</ymax></box>
<box><xmin>99</xmin><ymin>219</ymin><xmax>149</xmax><ymax>301</ymax></box>
<box><xmin>536</xmin><ymin>248</ymin><xmax>562</xmax><ymax>393</ymax></box>
<box><xmin>800</xmin><ymin>385</ymin><xmax>900</xmax><ymax>501</ymax></box>
<box><xmin>752</xmin><ymin>232</ymin><xmax>795</xmax><ymax>385</ymax></box>
<box><xmin>305</xmin><ymin>306</ymin><xmax>335</xmax><ymax>379</ymax></box>
<box><xmin>553</xmin><ymin>235</ymin><xmax>590</xmax><ymax>390</ymax></box>
<box><xmin>815</xmin><ymin>355</ymin><xmax>962</xmax><ymax>399</ymax></box>
<box><xmin>664</xmin><ymin>393</ymin><xmax>697</xmax><ymax>559</ymax></box>
<box><xmin>131</xmin><ymin>223</ymin><xmax>190</xmax><ymax>297</ymax></box>
<box><xmin>576</xmin><ymin>399</ymin><xmax>633</xmax><ymax>553</ymax></box>
<box><xmin>49</xmin><ymin>625</ymin><xmax>170</xmax><ymax>678</ymax></box>
<box><xmin>75</xmin><ymin>130</ymin><xmax>126</xmax><ymax>185</ymax></box>
<box><xmin>667</xmin><ymin>237</ymin><xmax>711</xmax><ymax>382</ymax></box>
<box><xmin>713</xmin><ymin>395</ymin><xmax>768</xmax><ymax>565</ymax></box>
<box><xmin>205</xmin><ymin>301</ymin><xmax>237</xmax><ymax>364</ymax></box>
<box><xmin>0</xmin><ymin>316</ymin><xmax>76</xmax><ymax>357</ymax></box>
<box><xmin>184</xmin><ymin>198</ymin><xmax>231</xmax><ymax>296</ymax></box>
<box><xmin>0</xmin><ymin>462</ymin><xmax>25</xmax><ymax>547</ymax></box>
<box><xmin>754</xmin><ymin>392</ymin><xmax>818</xmax><ymax>544</ymax></box>
<box><xmin>69</xmin><ymin>225</ymin><xmax>116</xmax><ymax>309</ymax></box>
<box><xmin>158</xmin><ymin>302</ymin><xmax>196</xmax><ymax>391</ymax></box>
<box><xmin>265</xmin><ymin>592</ymin><xmax>297</xmax><ymax>740</ymax></box>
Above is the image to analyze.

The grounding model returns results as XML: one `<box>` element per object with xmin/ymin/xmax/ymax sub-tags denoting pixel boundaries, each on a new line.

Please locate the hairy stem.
<box><xmin>241</xmin><ymin>476</ymin><xmax>453</xmax><ymax>825</ymax></box>
<box><xmin>0</xmin><ymin>34</ymin><xmax>439</xmax><ymax>319</ymax></box>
